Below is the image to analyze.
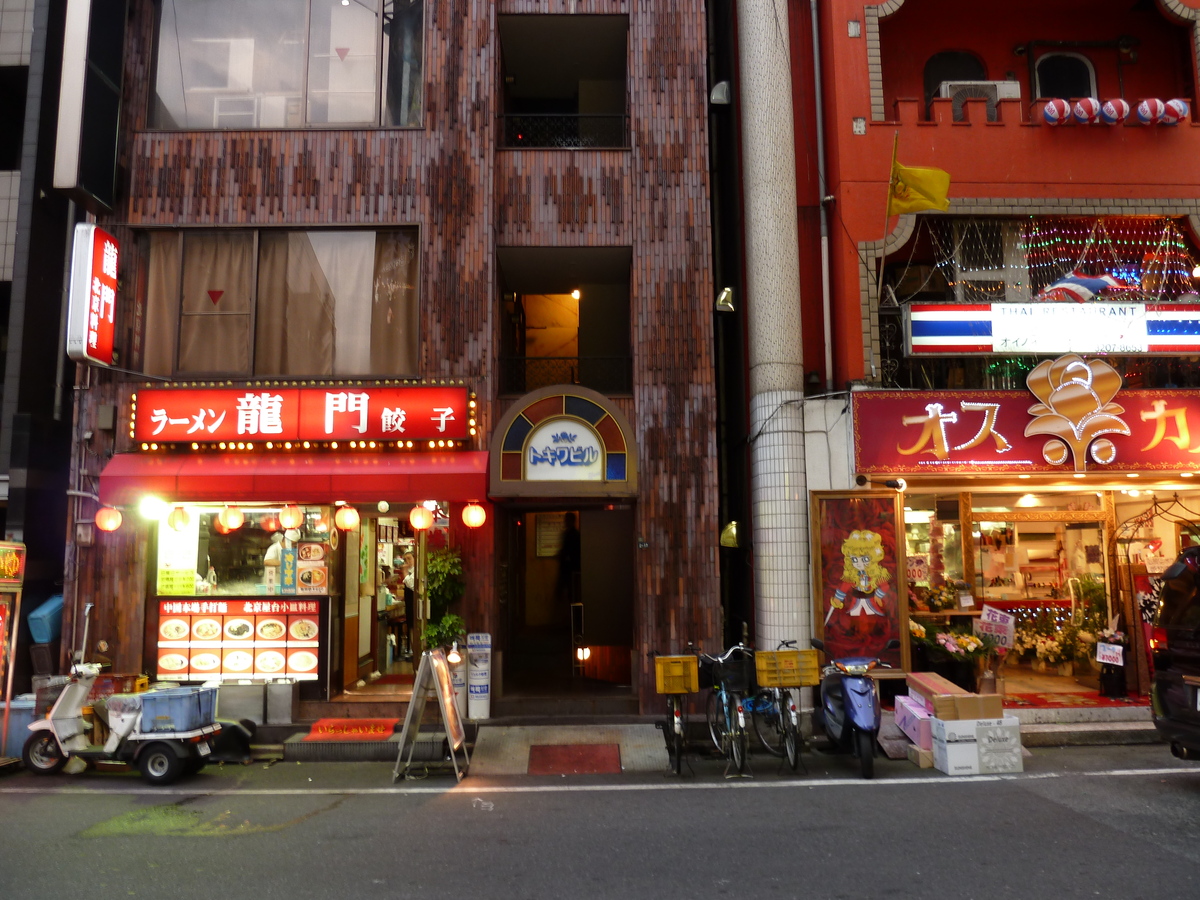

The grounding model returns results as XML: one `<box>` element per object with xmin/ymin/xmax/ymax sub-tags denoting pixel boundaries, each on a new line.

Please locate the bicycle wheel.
<box><xmin>706</xmin><ymin>689</ymin><xmax>726</xmax><ymax>752</ymax></box>
<box><xmin>668</xmin><ymin>695</ymin><xmax>684</xmax><ymax>775</ymax></box>
<box><xmin>751</xmin><ymin>690</ymin><xmax>784</xmax><ymax>757</ymax></box>
<box><xmin>781</xmin><ymin>690</ymin><xmax>800</xmax><ymax>771</ymax></box>
<box><xmin>728</xmin><ymin>694</ymin><xmax>748</xmax><ymax>773</ymax></box>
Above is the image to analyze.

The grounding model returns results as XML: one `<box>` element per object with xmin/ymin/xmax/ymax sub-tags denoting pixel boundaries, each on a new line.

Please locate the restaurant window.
<box><xmin>144</xmin><ymin>229</ymin><xmax>419</xmax><ymax>378</ymax></box>
<box><xmin>1034</xmin><ymin>52</ymin><xmax>1095</xmax><ymax>100</ymax></box>
<box><xmin>151</xmin><ymin>0</ymin><xmax>424</xmax><ymax>129</ymax></box>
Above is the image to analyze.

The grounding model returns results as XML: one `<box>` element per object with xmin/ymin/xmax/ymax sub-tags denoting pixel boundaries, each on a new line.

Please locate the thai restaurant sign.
<box><xmin>133</xmin><ymin>386</ymin><xmax>469</xmax><ymax>444</ymax></box>
<box><xmin>855</xmin><ymin>360</ymin><xmax>1200</xmax><ymax>476</ymax></box>
<box><xmin>905</xmin><ymin>302</ymin><xmax>1200</xmax><ymax>356</ymax></box>
<box><xmin>66</xmin><ymin>224</ymin><xmax>119</xmax><ymax>366</ymax></box>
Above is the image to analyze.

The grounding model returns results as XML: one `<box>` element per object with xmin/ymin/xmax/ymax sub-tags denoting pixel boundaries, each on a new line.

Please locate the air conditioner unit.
<box><xmin>937</xmin><ymin>80</ymin><xmax>1021</xmax><ymax>122</ymax></box>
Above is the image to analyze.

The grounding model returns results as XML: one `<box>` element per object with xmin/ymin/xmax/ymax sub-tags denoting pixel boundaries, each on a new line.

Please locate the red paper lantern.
<box><xmin>334</xmin><ymin>506</ymin><xmax>360</xmax><ymax>531</ymax></box>
<box><xmin>167</xmin><ymin>506</ymin><xmax>191</xmax><ymax>532</ymax></box>
<box><xmin>212</xmin><ymin>515</ymin><xmax>233</xmax><ymax>535</ymax></box>
<box><xmin>260</xmin><ymin>513</ymin><xmax>280</xmax><ymax>532</ymax></box>
<box><xmin>462</xmin><ymin>502</ymin><xmax>487</xmax><ymax>529</ymax></box>
<box><xmin>95</xmin><ymin>507</ymin><xmax>123</xmax><ymax>532</ymax></box>
<box><xmin>409</xmin><ymin>505</ymin><xmax>433</xmax><ymax>531</ymax></box>
<box><xmin>279</xmin><ymin>504</ymin><xmax>304</xmax><ymax>530</ymax></box>
<box><xmin>217</xmin><ymin>505</ymin><xmax>244</xmax><ymax>531</ymax></box>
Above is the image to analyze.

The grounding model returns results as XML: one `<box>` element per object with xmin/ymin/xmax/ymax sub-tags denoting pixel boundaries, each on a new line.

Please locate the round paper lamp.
<box><xmin>95</xmin><ymin>507</ymin><xmax>123</xmax><ymax>532</ymax></box>
<box><xmin>462</xmin><ymin>503</ymin><xmax>487</xmax><ymax>529</ymax></box>
<box><xmin>409</xmin><ymin>505</ymin><xmax>434</xmax><ymax>531</ymax></box>
<box><xmin>167</xmin><ymin>506</ymin><xmax>191</xmax><ymax>532</ymax></box>
<box><xmin>260</xmin><ymin>513</ymin><xmax>280</xmax><ymax>532</ymax></box>
<box><xmin>217</xmin><ymin>505</ymin><xmax>244</xmax><ymax>531</ymax></box>
<box><xmin>279</xmin><ymin>504</ymin><xmax>304</xmax><ymax>530</ymax></box>
<box><xmin>212</xmin><ymin>516</ymin><xmax>233</xmax><ymax>535</ymax></box>
<box><xmin>334</xmin><ymin>506</ymin><xmax>360</xmax><ymax>531</ymax></box>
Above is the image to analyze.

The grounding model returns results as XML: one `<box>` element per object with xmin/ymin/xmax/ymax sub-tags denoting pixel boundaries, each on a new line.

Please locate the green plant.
<box><xmin>426</xmin><ymin>546</ymin><xmax>465</xmax><ymax>622</ymax></box>
<box><xmin>422</xmin><ymin>613</ymin><xmax>466</xmax><ymax>651</ymax></box>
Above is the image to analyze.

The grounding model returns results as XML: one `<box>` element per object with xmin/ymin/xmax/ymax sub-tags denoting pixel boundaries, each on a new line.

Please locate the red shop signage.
<box><xmin>134</xmin><ymin>386</ymin><xmax>469</xmax><ymax>443</ymax></box>
<box><xmin>854</xmin><ymin>389</ymin><xmax>1200</xmax><ymax>475</ymax></box>
<box><xmin>66</xmin><ymin>224</ymin><xmax>119</xmax><ymax>367</ymax></box>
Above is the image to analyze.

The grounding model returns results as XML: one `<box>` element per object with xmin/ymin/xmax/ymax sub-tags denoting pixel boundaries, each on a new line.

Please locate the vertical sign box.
<box><xmin>66</xmin><ymin>223</ymin><xmax>119</xmax><ymax>366</ymax></box>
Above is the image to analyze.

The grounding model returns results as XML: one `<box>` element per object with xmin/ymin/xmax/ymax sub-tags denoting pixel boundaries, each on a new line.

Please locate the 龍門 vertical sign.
<box><xmin>66</xmin><ymin>223</ymin><xmax>119</xmax><ymax>366</ymax></box>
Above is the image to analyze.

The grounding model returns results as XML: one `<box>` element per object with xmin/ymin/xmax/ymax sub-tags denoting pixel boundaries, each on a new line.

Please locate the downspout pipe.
<box><xmin>811</xmin><ymin>0</ymin><xmax>833</xmax><ymax>391</ymax></box>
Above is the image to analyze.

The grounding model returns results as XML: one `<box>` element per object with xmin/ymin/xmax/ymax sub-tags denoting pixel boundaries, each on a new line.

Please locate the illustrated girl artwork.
<box><xmin>824</xmin><ymin>529</ymin><xmax>895</xmax><ymax>658</ymax></box>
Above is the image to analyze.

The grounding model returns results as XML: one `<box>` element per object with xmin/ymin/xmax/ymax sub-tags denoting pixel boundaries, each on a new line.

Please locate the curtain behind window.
<box><xmin>145</xmin><ymin>233</ymin><xmax>181</xmax><ymax>377</ymax></box>
<box><xmin>177</xmin><ymin>233</ymin><xmax>254</xmax><ymax>374</ymax></box>
<box><xmin>371</xmin><ymin>230</ymin><xmax>419</xmax><ymax>374</ymax></box>
<box><xmin>256</xmin><ymin>233</ymin><xmax>336</xmax><ymax>374</ymax></box>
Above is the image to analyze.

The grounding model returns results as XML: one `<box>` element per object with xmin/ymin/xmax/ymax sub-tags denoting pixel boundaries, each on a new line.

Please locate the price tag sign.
<box><xmin>1096</xmin><ymin>642</ymin><xmax>1124</xmax><ymax>667</ymax></box>
<box><xmin>973</xmin><ymin>604</ymin><xmax>1016</xmax><ymax>649</ymax></box>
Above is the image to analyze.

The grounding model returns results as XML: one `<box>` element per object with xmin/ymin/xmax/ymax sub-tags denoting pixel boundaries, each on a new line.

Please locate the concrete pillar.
<box><xmin>736</xmin><ymin>0</ymin><xmax>809</xmax><ymax>651</ymax></box>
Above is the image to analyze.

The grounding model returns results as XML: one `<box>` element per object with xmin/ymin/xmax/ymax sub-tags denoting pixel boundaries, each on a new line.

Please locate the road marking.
<box><xmin>0</xmin><ymin>766</ymin><xmax>1194</xmax><ymax>797</ymax></box>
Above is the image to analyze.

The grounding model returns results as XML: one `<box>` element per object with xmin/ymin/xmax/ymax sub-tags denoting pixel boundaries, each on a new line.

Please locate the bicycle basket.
<box><xmin>713</xmin><ymin>650</ymin><xmax>755</xmax><ymax>694</ymax></box>
<box><xmin>755</xmin><ymin>649</ymin><xmax>820</xmax><ymax>687</ymax></box>
<box><xmin>654</xmin><ymin>655</ymin><xmax>699</xmax><ymax>694</ymax></box>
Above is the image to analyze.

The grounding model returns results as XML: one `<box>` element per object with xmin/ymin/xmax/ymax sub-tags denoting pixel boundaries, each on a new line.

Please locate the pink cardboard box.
<box><xmin>895</xmin><ymin>694</ymin><xmax>933</xmax><ymax>751</ymax></box>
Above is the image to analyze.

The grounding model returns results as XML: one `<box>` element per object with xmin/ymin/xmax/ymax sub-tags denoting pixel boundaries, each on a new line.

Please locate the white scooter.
<box><xmin>23</xmin><ymin>663</ymin><xmax>222</xmax><ymax>785</ymax></box>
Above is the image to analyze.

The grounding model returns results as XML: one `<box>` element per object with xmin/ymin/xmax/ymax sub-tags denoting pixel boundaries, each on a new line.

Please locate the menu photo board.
<box><xmin>156</xmin><ymin>598</ymin><xmax>323</xmax><ymax>681</ymax></box>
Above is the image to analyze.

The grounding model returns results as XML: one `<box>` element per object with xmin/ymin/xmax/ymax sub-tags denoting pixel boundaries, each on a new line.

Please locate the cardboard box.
<box><xmin>931</xmin><ymin>716</ymin><xmax>1024</xmax><ymax>776</ymax></box>
<box><xmin>907</xmin><ymin>671</ymin><xmax>971</xmax><ymax>717</ymax></box>
<box><xmin>933</xmin><ymin>737</ymin><xmax>980</xmax><ymax>776</ymax></box>
<box><xmin>931</xmin><ymin>715</ymin><xmax>1019</xmax><ymax>744</ymax></box>
<box><xmin>954</xmin><ymin>693</ymin><xmax>1004</xmax><ymax>720</ymax></box>
<box><xmin>894</xmin><ymin>695</ymin><xmax>933</xmax><ymax>750</ymax></box>
<box><xmin>907</xmin><ymin>743</ymin><xmax>933</xmax><ymax>769</ymax></box>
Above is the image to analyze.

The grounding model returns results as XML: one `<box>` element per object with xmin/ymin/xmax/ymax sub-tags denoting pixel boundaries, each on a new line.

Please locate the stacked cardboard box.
<box><xmin>902</xmin><ymin>672</ymin><xmax>1022</xmax><ymax>775</ymax></box>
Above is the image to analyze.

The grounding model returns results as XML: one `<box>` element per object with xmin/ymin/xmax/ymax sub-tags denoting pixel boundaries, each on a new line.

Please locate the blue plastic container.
<box><xmin>27</xmin><ymin>595</ymin><xmax>64</xmax><ymax>644</ymax></box>
<box><xmin>1</xmin><ymin>695</ymin><xmax>37</xmax><ymax>758</ymax></box>
<box><xmin>140</xmin><ymin>687</ymin><xmax>217</xmax><ymax>732</ymax></box>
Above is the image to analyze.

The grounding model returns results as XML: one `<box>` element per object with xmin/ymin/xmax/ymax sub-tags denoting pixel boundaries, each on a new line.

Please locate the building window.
<box><xmin>151</xmin><ymin>0</ymin><xmax>424</xmax><ymax>129</ymax></box>
<box><xmin>1034</xmin><ymin>52</ymin><xmax>1095</xmax><ymax>99</ymax></box>
<box><xmin>144</xmin><ymin>229</ymin><xmax>419</xmax><ymax>377</ymax></box>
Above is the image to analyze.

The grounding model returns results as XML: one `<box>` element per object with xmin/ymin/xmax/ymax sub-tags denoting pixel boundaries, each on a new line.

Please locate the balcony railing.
<box><xmin>499</xmin><ymin>114</ymin><xmax>630</xmax><ymax>149</ymax></box>
<box><xmin>500</xmin><ymin>356</ymin><xmax>632</xmax><ymax>394</ymax></box>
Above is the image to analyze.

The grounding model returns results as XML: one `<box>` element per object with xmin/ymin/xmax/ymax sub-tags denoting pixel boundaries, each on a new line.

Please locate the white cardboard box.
<box><xmin>933</xmin><ymin>737</ymin><xmax>980</xmax><ymax>776</ymax></box>
<box><xmin>932</xmin><ymin>718</ymin><xmax>1024</xmax><ymax>776</ymax></box>
<box><xmin>931</xmin><ymin>715</ymin><xmax>1019</xmax><ymax>744</ymax></box>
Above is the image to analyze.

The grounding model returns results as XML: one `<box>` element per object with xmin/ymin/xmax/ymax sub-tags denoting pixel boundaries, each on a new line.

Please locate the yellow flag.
<box><xmin>888</xmin><ymin>160</ymin><xmax>951</xmax><ymax>215</ymax></box>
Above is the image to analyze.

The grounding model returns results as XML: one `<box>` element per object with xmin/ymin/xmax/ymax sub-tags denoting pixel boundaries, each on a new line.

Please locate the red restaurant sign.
<box><xmin>66</xmin><ymin>224</ymin><xmax>119</xmax><ymax>366</ymax></box>
<box><xmin>854</xmin><ymin>389</ymin><xmax>1200</xmax><ymax>475</ymax></box>
<box><xmin>134</xmin><ymin>387</ymin><xmax>470</xmax><ymax>444</ymax></box>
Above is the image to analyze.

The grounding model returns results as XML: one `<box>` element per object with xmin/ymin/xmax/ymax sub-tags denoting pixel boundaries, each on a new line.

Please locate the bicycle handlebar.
<box><xmin>699</xmin><ymin>642</ymin><xmax>752</xmax><ymax>663</ymax></box>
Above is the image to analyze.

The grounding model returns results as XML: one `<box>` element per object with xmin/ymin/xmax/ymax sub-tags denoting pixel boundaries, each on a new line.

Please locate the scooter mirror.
<box><xmin>810</xmin><ymin>638</ymin><xmax>825</xmax><ymax>651</ymax></box>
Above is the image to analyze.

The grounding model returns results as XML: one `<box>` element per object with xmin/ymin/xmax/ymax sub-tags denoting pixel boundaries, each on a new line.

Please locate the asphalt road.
<box><xmin>0</xmin><ymin>743</ymin><xmax>1196</xmax><ymax>899</ymax></box>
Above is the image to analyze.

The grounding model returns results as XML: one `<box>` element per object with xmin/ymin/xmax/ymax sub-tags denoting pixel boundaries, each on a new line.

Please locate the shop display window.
<box><xmin>903</xmin><ymin>496</ymin><xmax>963</xmax><ymax>591</ymax></box>
<box><xmin>155</xmin><ymin>504</ymin><xmax>336</xmax><ymax>597</ymax></box>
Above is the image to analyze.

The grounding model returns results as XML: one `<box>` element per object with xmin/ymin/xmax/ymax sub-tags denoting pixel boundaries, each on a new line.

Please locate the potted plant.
<box><xmin>421</xmin><ymin>612</ymin><xmax>466</xmax><ymax>654</ymax></box>
<box><xmin>425</xmin><ymin>546</ymin><xmax>465</xmax><ymax>623</ymax></box>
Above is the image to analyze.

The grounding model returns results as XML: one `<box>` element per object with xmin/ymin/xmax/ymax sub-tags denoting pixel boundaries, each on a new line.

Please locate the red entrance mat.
<box><xmin>1003</xmin><ymin>692</ymin><xmax>1149</xmax><ymax>709</ymax></box>
<box><xmin>302</xmin><ymin>718</ymin><xmax>399</xmax><ymax>741</ymax></box>
<box><xmin>527</xmin><ymin>743</ymin><xmax>622</xmax><ymax>775</ymax></box>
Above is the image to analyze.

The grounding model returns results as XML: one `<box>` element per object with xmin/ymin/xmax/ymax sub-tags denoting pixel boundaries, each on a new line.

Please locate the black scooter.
<box><xmin>810</xmin><ymin>638</ymin><xmax>900</xmax><ymax>779</ymax></box>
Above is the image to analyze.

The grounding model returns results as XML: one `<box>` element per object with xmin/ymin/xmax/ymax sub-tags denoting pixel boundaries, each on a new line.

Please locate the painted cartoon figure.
<box><xmin>824</xmin><ymin>530</ymin><xmax>894</xmax><ymax>657</ymax></box>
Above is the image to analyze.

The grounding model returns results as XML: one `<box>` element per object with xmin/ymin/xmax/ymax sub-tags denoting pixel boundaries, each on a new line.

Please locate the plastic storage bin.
<box><xmin>88</xmin><ymin>674</ymin><xmax>150</xmax><ymax>702</ymax></box>
<box><xmin>27</xmin><ymin>595</ymin><xmax>64</xmax><ymax>644</ymax></box>
<box><xmin>140</xmin><ymin>687</ymin><xmax>218</xmax><ymax>732</ymax></box>
<box><xmin>654</xmin><ymin>655</ymin><xmax>699</xmax><ymax>694</ymax></box>
<box><xmin>1</xmin><ymin>695</ymin><xmax>36</xmax><ymax>757</ymax></box>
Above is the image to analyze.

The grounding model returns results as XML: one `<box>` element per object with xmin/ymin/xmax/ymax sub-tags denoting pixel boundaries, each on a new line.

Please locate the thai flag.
<box><xmin>1035</xmin><ymin>271</ymin><xmax>1124</xmax><ymax>303</ymax></box>
<box><xmin>1146</xmin><ymin>303</ymin><xmax>1200</xmax><ymax>352</ymax></box>
<box><xmin>908</xmin><ymin>304</ymin><xmax>992</xmax><ymax>353</ymax></box>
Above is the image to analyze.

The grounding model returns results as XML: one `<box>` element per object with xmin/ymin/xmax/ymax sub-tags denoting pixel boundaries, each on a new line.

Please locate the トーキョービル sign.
<box><xmin>854</xmin><ymin>388</ymin><xmax>1200</xmax><ymax>475</ymax></box>
<box><xmin>134</xmin><ymin>386</ymin><xmax>469</xmax><ymax>443</ymax></box>
<box><xmin>66</xmin><ymin>224</ymin><xmax>119</xmax><ymax>366</ymax></box>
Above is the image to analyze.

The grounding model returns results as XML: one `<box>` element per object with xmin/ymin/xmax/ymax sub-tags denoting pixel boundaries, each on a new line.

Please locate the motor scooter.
<box><xmin>23</xmin><ymin>663</ymin><xmax>222</xmax><ymax>785</ymax></box>
<box><xmin>809</xmin><ymin>637</ymin><xmax>900</xmax><ymax>779</ymax></box>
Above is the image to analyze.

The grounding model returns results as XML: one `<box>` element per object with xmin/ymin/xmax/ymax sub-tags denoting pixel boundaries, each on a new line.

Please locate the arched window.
<box><xmin>1035</xmin><ymin>53</ymin><xmax>1096</xmax><ymax>99</ymax></box>
<box><xmin>923</xmin><ymin>51</ymin><xmax>987</xmax><ymax>105</ymax></box>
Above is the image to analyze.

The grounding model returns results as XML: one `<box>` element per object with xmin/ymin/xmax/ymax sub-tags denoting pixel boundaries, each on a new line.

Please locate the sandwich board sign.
<box><xmin>392</xmin><ymin>648</ymin><xmax>469</xmax><ymax>781</ymax></box>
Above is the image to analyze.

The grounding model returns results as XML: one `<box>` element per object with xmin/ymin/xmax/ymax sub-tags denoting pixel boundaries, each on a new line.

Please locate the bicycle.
<box><xmin>744</xmin><ymin>640</ymin><xmax>818</xmax><ymax>772</ymax></box>
<box><xmin>651</xmin><ymin>648</ymin><xmax>699</xmax><ymax>776</ymax></box>
<box><xmin>701</xmin><ymin>643</ymin><xmax>754</xmax><ymax>775</ymax></box>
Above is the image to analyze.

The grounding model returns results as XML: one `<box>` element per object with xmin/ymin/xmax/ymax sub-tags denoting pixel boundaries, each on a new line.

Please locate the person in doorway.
<box><xmin>556</xmin><ymin>513</ymin><xmax>581</xmax><ymax>609</ymax></box>
<box><xmin>263</xmin><ymin>532</ymin><xmax>285</xmax><ymax>589</ymax></box>
<box><xmin>400</xmin><ymin>553</ymin><xmax>416</xmax><ymax>658</ymax></box>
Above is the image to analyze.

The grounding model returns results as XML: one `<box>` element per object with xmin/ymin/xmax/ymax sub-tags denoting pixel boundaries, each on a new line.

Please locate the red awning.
<box><xmin>98</xmin><ymin>452</ymin><xmax>489</xmax><ymax>507</ymax></box>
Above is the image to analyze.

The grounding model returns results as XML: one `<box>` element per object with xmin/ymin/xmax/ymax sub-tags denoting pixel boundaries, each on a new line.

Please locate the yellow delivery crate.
<box><xmin>755</xmin><ymin>649</ymin><xmax>819</xmax><ymax>687</ymax></box>
<box><xmin>654</xmin><ymin>655</ymin><xmax>699</xmax><ymax>694</ymax></box>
